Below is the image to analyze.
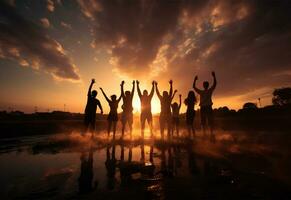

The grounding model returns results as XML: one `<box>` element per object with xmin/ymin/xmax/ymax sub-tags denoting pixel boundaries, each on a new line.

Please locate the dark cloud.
<box><xmin>0</xmin><ymin>1</ymin><xmax>80</xmax><ymax>81</ymax></box>
<box><xmin>79</xmin><ymin>0</ymin><xmax>291</xmax><ymax>100</ymax></box>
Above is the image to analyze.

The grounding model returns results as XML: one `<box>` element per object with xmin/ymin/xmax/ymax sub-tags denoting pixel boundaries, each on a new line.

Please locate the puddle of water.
<box><xmin>0</xmin><ymin>129</ymin><xmax>290</xmax><ymax>199</ymax></box>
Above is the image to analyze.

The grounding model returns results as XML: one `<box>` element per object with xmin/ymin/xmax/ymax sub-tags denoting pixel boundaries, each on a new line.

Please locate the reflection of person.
<box><xmin>84</xmin><ymin>79</ymin><xmax>103</xmax><ymax>134</ymax></box>
<box><xmin>193</xmin><ymin>72</ymin><xmax>217</xmax><ymax>136</ymax></box>
<box><xmin>184</xmin><ymin>91</ymin><xmax>197</xmax><ymax>138</ymax></box>
<box><xmin>140</xmin><ymin>144</ymin><xmax>145</xmax><ymax>162</ymax></box>
<box><xmin>187</xmin><ymin>144</ymin><xmax>199</xmax><ymax>175</ymax></box>
<box><xmin>100</xmin><ymin>87</ymin><xmax>122</xmax><ymax>139</ymax></box>
<box><xmin>155</xmin><ymin>80</ymin><xmax>177</xmax><ymax>140</ymax></box>
<box><xmin>171</xmin><ymin>94</ymin><xmax>182</xmax><ymax>137</ymax></box>
<box><xmin>121</xmin><ymin>81</ymin><xmax>135</xmax><ymax>139</ymax></box>
<box><xmin>105</xmin><ymin>144</ymin><xmax>116</xmax><ymax>190</ymax></box>
<box><xmin>78</xmin><ymin>147</ymin><xmax>94</xmax><ymax>193</ymax></box>
<box><xmin>137</xmin><ymin>80</ymin><xmax>155</xmax><ymax>138</ymax></box>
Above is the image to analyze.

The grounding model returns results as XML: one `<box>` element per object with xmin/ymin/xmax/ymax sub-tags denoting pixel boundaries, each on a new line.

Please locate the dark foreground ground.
<box><xmin>0</xmin><ymin>129</ymin><xmax>290</xmax><ymax>200</ymax></box>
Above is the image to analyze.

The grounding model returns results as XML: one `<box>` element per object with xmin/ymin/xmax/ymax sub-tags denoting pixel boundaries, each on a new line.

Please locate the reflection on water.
<box><xmin>0</xmin><ymin>129</ymin><xmax>290</xmax><ymax>199</ymax></box>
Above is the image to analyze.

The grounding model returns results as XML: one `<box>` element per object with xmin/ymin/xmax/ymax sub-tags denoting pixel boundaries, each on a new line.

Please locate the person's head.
<box><xmin>125</xmin><ymin>91</ymin><xmax>131</xmax><ymax>97</ymax></box>
<box><xmin>111</xmin><ymin>95</ymin><xmax>117</xmax><ymax>101</ymax></box>
<box><xmin>172</xmin><ymin>102</ymin><xmax>178</xmax><ymax>109</ymax></box>
<box><xmin>187</xmin><ymin>91</ymin><xmax>197</xmax><ymax>103</ymax></box>
<box><xmin>143</xmin><ymin>90</ymin><xmax>148</xmax><ymax>96</ymax></box>
<box><xmin>162</xmin><ymin>91</ymin><xmax>168</xmax><ymax>98</ymax></box>
<box><xmin>203</xmin><ymin>81</ymin><xmax>209</xmax><ymax>90</ymax></box>
<box><xmin>92</xmin><ymin>90</ymin><xmax>97</xmax><ymax>97</ymax></box>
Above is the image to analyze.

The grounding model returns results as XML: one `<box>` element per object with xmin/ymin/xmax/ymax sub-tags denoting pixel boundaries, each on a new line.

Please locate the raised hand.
<box><xmin>136</xmin><ymin>80</ymin><xmax>140</xmax><ymax>85</ymax></box>
<box><xmin>91</xmin><ymin>78</ymin><xmax>95</xmax><ymax>84</ymax></box>
<box><xmin>155</xmin><ymin>81</ymin><xmax>158</xmax><ymax>86</ymax></box>
<box><xmin>174</xmin><ymin>89</ymin><xmax>177</xmax><ymax>93</ymax></box>
<box><xmin>121</xmin><ymin>80</ymin><xmax>125</xmax><ymax>86</ymax></box>
<box><xmin>179</xmin><ymin>94</ymin><xmax>182</xmax><ymax>98</ymax></box>
<box><xmin>152</xmin><ymin>81</ymin><xmax>155</xmax><ymax>85</ymax></box>
<box><xmin>169</xmin><ymin>80</ymin><xmax>173</xmax><ymax>85</ymax></box>
<box><xmin>211</xmin><ymin>71</ymin><xmax>216</xmax><ymax>77</ymax></box>
<box><xmin>99</xmin><ymin>87</ymin><xmax>103</xmax><ymax>91</ymax></box>
<box><xmin>132</xmin><ymin>80</ymin><xmax>135</xmax><ymax>85</ymax></box>
<box><xmin>194</xmin><ymin>76</ymin><xmax>198</xmax><ymax>81</ymax></box>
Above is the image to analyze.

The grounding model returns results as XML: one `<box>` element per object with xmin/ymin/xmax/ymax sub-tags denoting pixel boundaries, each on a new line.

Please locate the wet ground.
<box><xmin>0</xmin><ymin>129</ymin><xmax>290</xmax><ymax>199</ymax></box>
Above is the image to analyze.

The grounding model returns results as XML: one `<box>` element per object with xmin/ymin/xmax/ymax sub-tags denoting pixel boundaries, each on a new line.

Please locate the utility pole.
<box><xmin>64</xmin><ymin>104</ymin><xmax>66</xmax><ymax>112</ymax></box>
<box><xmin>258</xmin><ymin>98</ymin><xmax>261</xmax><ymax>108</ymax></box>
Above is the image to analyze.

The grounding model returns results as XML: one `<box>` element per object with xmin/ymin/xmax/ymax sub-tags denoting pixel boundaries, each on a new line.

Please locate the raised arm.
<box><xmin>117</xmin><ymin>84</ymin><xmax>122</xmax><ymax>103</ymax></box>
<box><xmin>136</xmin><ymin>80</ymin><xmax>142</xmax><ymax>98</ymax></box>
<box><xmin>100</xmin><ymin>87</ymin><xmax>110</xmax><ymax>102</ymax></box>
<box><xmin>155</xmin><ymin>82</ymin><xmax>162</xmax><ymax>100</ymax></box>
<box><xmin>121</xmin><ymin>81</ymin><xmax>125</xmax><ymax>98</ymax></box>
<box><xmin>171</xmin><ymin>90</ymin><xmax>177</xmax><ymax>101</ymax></box>
<box><xmin>193</xmin><ymin>76</ymin><xmax>202</xmax><ymax>94</ymax></box>
<box><xmin>210</xmin><ymin>71</ymin><xmax>217</xmax><ymax>91</ymax></box>
<box><xmin>88</xmin><ymin>79</ymin><xmax>95</xmax><ymax>96</ymax></box>
<box><xmin>149</xmin><ymin>81</ymin><xmax>155</xmax><ymax>99</ymax></box>
<box><xmin>169</xmin><ymin>80</ymin><xmax>173</xmax><ymax>97</ymax></box>
<box><xmin>131</xmin><ymin>80</ymin><xmax>135</xmax><ymax>99</ymax></box>
<box><xmin>178</xmin><ymin>94</ymin><xmax>182</xmax><ymax>109</ymax></box>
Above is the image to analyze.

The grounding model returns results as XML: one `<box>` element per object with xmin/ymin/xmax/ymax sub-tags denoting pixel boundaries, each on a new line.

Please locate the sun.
<box><xmin>132</xmin><ymin>94</ymin><xmax>161</xmax><ymax>114</ymax></box>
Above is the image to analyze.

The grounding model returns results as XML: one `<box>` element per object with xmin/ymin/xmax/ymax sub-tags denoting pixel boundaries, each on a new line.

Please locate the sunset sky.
<box><xmin>0</xmin><ymin>0</ymin><xmax>291</xmax><ymax>114</ymax></box>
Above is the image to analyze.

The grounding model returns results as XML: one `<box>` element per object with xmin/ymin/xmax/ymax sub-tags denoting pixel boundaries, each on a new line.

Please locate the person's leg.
<box><xmin>107</xmin><ymin>120</ymin><xmax>112</xmax><ymax>138</ymax></box>
<box><xmin>141</xmin><ymin>114</ymin><xmax>146</xmax><ymax>139</ymax></box>
<box><xmin>121</xmin><ymin>113</ymin><xmax>127</xmax><ymax>139</ymax></box>
<box><xmin>90</xmin><ymin>120</ymin><xmax>96</xmax><ymax>138</ymax></box>
<box><xmin>167</xmin><ymin>116</ymin><xmax>172</xmax><ymax>140</ymax></box>
<box><xmin>176</xmin><ymin>120</ymin><xmax>180</xmax><ymax>137</ymax></box>
<box><xmin>159</xmin><ymin>116</ymin><xmax>165</xmax><ymax>140</ymax></box>
<box><xmin>208</xmin><ymin>107</ymin><xmax>215</xmax><ymax>142</ymax></box>
<box><xmin>121</xmin><ymin>122</ymin><xmax>125</xmax><ymax>139</ymax></box>
<box><xmin>129</xmin><ymin>113</ymin><xmax>133</xmax><ymax>139</ymax></box>
<box><xmin>113</xmin><ymin>121</ymin><xmax>117</xmax><ymax>140</ymax></box>
<box><xmin>148</xmin><ymin>114</ymin><xmax>153</xmax><ymax>138</ymax></box>
<box><xmin>191</xmin><ymin>123</ymin><xmax>195</xmax><ymax>138</ymax></box>
<box><xmin>84</xmin><ymin>119</ymin><xmax>90</xmax><ymax>135</ymax></box>
<box><xmin>201</xmin><ymin>107</ymin><xmax>207</xmax><ymax>138</ymax></box>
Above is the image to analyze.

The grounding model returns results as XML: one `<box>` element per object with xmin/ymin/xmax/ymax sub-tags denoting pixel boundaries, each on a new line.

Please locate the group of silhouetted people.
<box><xmin>84</xmin><ymin>72</ymin><xmax>217</xmax><ymax>139</ymax></box>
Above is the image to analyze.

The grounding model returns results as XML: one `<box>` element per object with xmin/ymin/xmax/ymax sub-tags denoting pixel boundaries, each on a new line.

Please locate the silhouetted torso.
<box><xmin>185</xmin><ymin>98</ymin><xmax>195</xmax><ymax>111</ymax></box>
<box><xmin>122</xmin><ymin>96</ymin><xmax>133</xmax><ymax>113</ymax></box>
<box><xmin>160</xmin><ymin>97</ymin><xmax>172</xmax><ymax>115</ymax></box>
<box><xmin>171</xmin><ymin>105</ymin><xmax>180</xmax><ymax>117</ymax></box>
<box><xmin>197</xmin><ymin>89</ymin><xmax>214</xmax><ymax>107</ymax></box>
<box><xmin>109</xmin><ymin>100</ymin><xmax>119</xmax><ymax>115</ymax></box>
<box><xmin>140</xmin><ymin>95</ymin><xmax>152</xmax><ymax>113</ymax></box>
<box><xmin>85</xmin><ymin>96</ymin><xmax>101</xmax><ymax>118</ymax></box>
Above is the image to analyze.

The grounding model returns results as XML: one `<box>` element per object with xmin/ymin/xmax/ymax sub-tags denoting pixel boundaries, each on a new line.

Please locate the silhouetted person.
<box><xmin>84</xmin><ymin>79</ymin><xmax>103</xmax><ymax>134</ymax></box>
<box><xmin>155</xmin><ymin>80</ymin><xmax>177</xmax><ymax>140</ymax></box>
<box><xmin>100</xmin><ymin>86</ymin><xmax>122</xmax><ymax>139</ymax></box>
<box><xmin>193</xmin><ymin>72</ymin><xmax>217</xmax><ymax>137</ymax></box>
<box><xmin>105</xmin><ymin>144</ymin><xmax>116</xmax><ymax>190</ymax></box>
<box><xmin>137</xmin><ymin>80</ymin><xmax>155</xmax><ymax>138</ymax></box>
<box><xmin>120</xmin><ymin>80</ymin><xmax>135</xmax><ymax>139</ymax></box>
<box><xmin>171</xmin><ymin>94</ymin><xmax>182</xmax><ymax>137</ymax></box>
<box><xmin>78</xmin><ymin>147</ymin><xmax>94</xmax><ymax>193</ymax></box>
<box><xmin>184</xmin><ymin>91</ymin><xmax>197</xmax><ymax>138</ymax></box>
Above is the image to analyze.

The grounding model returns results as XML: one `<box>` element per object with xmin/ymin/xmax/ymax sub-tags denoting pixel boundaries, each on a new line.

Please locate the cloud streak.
<box><xmin>0</xmin><ymin>2</ymin><xmax>80</xmax><ymax>81</ymax></box>
<box><xmin>78</xmin><ymin>0</ymin><xmax>291</xmax><ymax>101</ymax></box>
